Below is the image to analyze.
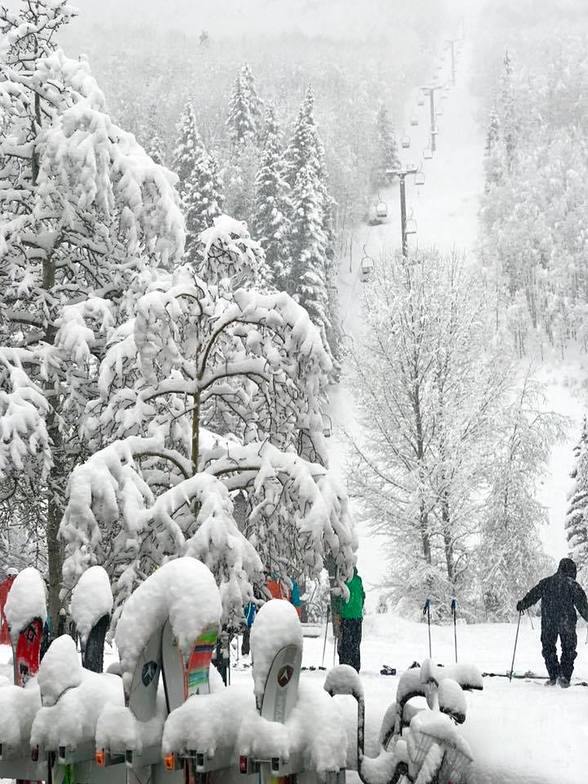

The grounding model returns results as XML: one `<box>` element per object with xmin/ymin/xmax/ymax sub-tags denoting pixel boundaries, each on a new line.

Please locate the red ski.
<box><xmin>12</xmin><ymin>617</ymin><xmax>44</xmax><ymax>784</ymax></box>
<box><xmin>13</xmin><ymin>617</ymin><xmax>43</xmax><ymax>687</ymax></box>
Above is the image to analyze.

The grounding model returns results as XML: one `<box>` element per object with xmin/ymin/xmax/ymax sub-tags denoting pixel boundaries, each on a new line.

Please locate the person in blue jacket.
<box><xmin>241</xmin><ymin>601</ymin><xmax>256</xmax><ymax>656</ymax></box>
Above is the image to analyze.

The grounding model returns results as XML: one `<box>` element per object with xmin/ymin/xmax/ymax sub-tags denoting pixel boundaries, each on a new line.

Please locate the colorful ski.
<box><xmin>13</xmin><ymin>617</ymin><xmax>43</xmax><ymax>687</ymax></box>
<box><xmin>12</xmin><ymin>617</ymin><xmax>43</xmax><ymax>784</ymax></box>
<box><xmin>161</xmin><ymin>622</ymin><xmax>218</xmax><ymax>784</ymax></box>
<box><xmin>184</xmin><ymin>626</ymin><xmax>217</xmax><ymax>697</ymax></box>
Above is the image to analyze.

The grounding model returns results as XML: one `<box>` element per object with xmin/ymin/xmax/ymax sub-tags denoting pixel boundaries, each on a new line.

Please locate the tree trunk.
<box><xmin>442</xmin><ymin>490</ymin><xmax>454</xmax><ymax>586</ymax></box>
<box><xmin>46</xmin><ymin>408</ymin><xmax>64</xmax><ymax>634</ymax></box>
<box><xmin>191</xmin><ymin>390</ymin><xmax>200</xmax><ymax>472</ymax></box>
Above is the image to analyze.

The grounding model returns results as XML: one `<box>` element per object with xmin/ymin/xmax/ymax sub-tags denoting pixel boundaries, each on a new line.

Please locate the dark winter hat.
<box><xmin>558</xmin><ymin>558</ymin><xmax>577</xmax><ymax>578</ymax></box>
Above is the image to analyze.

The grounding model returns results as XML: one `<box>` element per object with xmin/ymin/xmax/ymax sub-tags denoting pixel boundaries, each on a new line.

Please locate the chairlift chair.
<box><xmin>406</xmin><ymin>217</ymin><xmax>417</xmax><ymax>235</ymax></box>
<box><xmin>436</xmin><ymin>106</ymin><xmax>444</xmax><ymax>117</ymax></box>
<box><xmin>401</xmin><ymin>135</ymin><xmax>411</xmax><ymax>149</ymax></box>
<box><xmin>417</xmin><ymin>95</ymin><xmax>425</xmax><ymax>107</ymax></box>
<box><xmin>406</xmin><ymin>162</ymin><xmax>417</xmax><ymax>173</ymax></box>
<box><xmin>415</xmin><ymin>172</ymin><xmax>425</xmax><ymax>187</ymax></box>
<box><xmin>361</xmin><ymin>253</ymin><xmax>375</xmax><ymax>282</ymax></box>
<box><xmin>423</xmin><ymin>147</ymin><xmax>433</xmax><ymax>160</ymax></box>
<box><xmin>375</xmin><ymin>201</ymin><xmax>388</xmax><ymax>219</ymax></box>
<box><xmin>410</xmin><ymin>115</ymin><xmax>419</xmax><ymax>127</ymax></box>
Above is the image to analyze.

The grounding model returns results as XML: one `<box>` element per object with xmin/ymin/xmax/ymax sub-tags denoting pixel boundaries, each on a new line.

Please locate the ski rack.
<box><xmin>325</xmin><ymin>660</ymin><xmax>480</xmax><ymax>784</ymax></box>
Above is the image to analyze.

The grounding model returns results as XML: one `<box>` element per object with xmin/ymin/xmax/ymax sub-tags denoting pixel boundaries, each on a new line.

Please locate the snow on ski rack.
<box><xmin>70</xmin><ymin>565</ymin><xmax>113</xmax><ymax>645</ymax></box>
<box><xmin>326</xmin><ymin>659</ymin><xmax>482</xmax><ymax>784</ymax></box>
<box><xmin>0</xmin><ymin>564</ymin><xmax>482</xmax><ymax>784</ymax></box>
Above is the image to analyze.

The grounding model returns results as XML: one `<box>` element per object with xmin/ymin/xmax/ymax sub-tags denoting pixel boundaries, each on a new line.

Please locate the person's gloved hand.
<box><xmin>516</xmin><ymin>601</ymin><xmax>523</xmax><ymax>612</ymax></box>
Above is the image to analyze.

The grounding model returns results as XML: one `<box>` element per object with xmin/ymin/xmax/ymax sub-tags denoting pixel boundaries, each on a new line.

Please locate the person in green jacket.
<box><xmin>334</xmin><ymin>567</ymin><xmax>365</xmax><ymax>672</ymax></box>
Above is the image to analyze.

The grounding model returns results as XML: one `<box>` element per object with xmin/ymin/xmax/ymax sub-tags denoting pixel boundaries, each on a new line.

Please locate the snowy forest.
<box><xmin>2</xmin><ymin>0</ymin><xmax>588</xmax><ymax>640</ymax></box>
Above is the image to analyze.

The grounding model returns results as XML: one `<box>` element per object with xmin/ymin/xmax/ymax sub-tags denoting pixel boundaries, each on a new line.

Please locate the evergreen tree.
<box><xmin>173</xmin><ymin>103</ymin><xmax>224</xmax><ymax>256</ymax></box>
<box><xmin>252</xmin><ymin>106</ymin><xmax>291</xmax><ymax>289</ymax></box>
<box><xmin>372</xmin><ymin>104</ymin><xmax>400</xmax><ymax>187</ymax></box>
<box><xmin>284</xmin><ymin>88</ymin><xmax>339</xmax><ymax>364</ymax></box>
<box><xmin>565</xmin><ymin>417</ymin><xmax>588</xmax><ymax>578</ymax></box>
<box><xmin>146</xmin><ymin>133</ymin><xmax>166</xmax><ymax>166</ymax></box>
<box><xmin>288</xmin><ymin>164</ymin><xmax>330</xmax><ymax>334</ymax></box>
<box><xmin>241</xmin><ymin>63</ymin><xmax>264</xmax><ymax>138</ymax></box>
<box><xmin>226</xmin><ymin>68</ymin><xmax>257</xmax><ymax>147</ymax></box>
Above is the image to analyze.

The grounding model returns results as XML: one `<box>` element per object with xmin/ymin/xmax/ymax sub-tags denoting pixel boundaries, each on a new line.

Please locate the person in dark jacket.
<box><xmin>517</xmin><ymin>557</ymin><xmax>588</xmax><ymax>687</ymax></box>
<box><xmin>334</xmin><ymin>567</ymin><xmax>365</xmax><ymax>672</ymax></box>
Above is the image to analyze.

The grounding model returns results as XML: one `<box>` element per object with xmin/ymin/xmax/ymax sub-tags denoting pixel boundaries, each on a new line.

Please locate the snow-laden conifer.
<box><xmin>173</xmin><ymin>103</ymin><xmax>224</xmax><ymax>259</ymax></box>
<box><xmin>252</xmin><ymin>106</ymin><xmax>291</xmax><ymax>289</ymax></box>
<box><xmin>372</xmin><ymin>104</ymin><xmax>400</xmax><ymax>187</ymax></box>
<box><xmin>226</xmin><ymin>66</ymin><xmax>260</xmax><ymax>147</ymax></box>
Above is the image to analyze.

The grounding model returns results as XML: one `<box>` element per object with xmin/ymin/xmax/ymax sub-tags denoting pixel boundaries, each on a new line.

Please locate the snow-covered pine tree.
<box><xmin>288</xmin><ymin>164</ymin><xmax>331</xmax><ymax>339</ymax></box>
<box><xmin>252</xmin><ymin>106</ymin><xmax>291</xmax><ymax>289</ymax></box>
<box><xmin>226</xmin><ymin>68</ymin><xmax>257</xmax><ymax>148</ymax></box>
<box><xmin>565</xmin><ymin>417</ymin><xmax>588</xmax><ymax>579</ymax></box>
<box><xmin>172</xmin><ymin>102</ymin><xmax>224</xmax><ymax>259</ymax></box>
<box><xmin>241</xmin><ymin>63</ymin><xmax>264</xmax><ymax>140</ymax></box>
<box><xmin>146</xmin><ymin>132</ymin><xmax>166</xmax><ymax>166</ymax></box>
<box><xmin>284</xmin><ymin>87</ymin><xmax>339</xmax><ymax>367</ymax></box>
<box><xmin>60</xmin><ymin>216</ymin><xmax>354</xmax><ymax>628</ymax></box>
<box><xmin>0</xmin><ymin>0</ymin><xmax>184</xmax><ymax>628</ymax></box>
<box><xmin>372</xmin><ymin>104</ymin><xmax>400</xmax><ymax>187</ymax></box>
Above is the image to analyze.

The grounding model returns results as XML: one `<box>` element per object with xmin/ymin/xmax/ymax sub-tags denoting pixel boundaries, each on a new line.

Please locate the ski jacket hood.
<box><xmin>558</xmin><ymin>558</ymin><xmax>577</xmax><ymax>579</ymax></box>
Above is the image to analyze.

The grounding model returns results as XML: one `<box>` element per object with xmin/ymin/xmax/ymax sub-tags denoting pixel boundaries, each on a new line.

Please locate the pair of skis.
<box><xmin>125</xmin><ymin>620</ymin><xmax>218</xmax><ymax>783</ymax></box>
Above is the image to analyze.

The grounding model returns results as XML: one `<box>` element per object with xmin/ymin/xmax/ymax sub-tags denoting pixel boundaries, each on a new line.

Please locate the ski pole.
<box><xmin>509</xmin><ymin>611</ymin><xmax>522</xmax><ymax>682</ymax></box>
<box><xmin>423</xmin><ymin>598</ymin><xmax>432</xmax><ymax>659</ymax></box>
<box><xmin>451</xmin><ymin>597</ymin><xmax>458</xmax><ymax>663</ymax></box>
<box><xmin>321</xmin><ymin>604</ymin><xmax>330</xmax><ymax>669</ymax></box>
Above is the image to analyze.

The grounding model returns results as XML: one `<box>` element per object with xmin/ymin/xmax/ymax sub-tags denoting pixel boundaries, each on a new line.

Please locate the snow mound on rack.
<box><xmin>115</xmin><ymin>558</ymin><xmax>221</xmax><ymax>690</ymax></box>
<box><xmin>5</xmin><ymin>567</ymin><xmax>46</xmax><ymax>642</ymax></box>
<box><xmin>238</xmin><ymin>680</ymin><xmax>347</xmax><ymax>774</ymax></box>
<box><xmin>71</xmin><ymin>566</ymin><xmax>113</xmax><ymax>643</ymax></box>
<box><xmin>324</xmin><ymin>664</ymin><xmax>364</xmax><ymax>697</ymax></box>
<box><xmin>360</xmin><ymin>749</ymin><xmax>399</xmax><ymax>784</ymax></box>
<box><xmin>163</xmin><ymin>684</ymin><xmax>253</xmax><ymax>755</ymax></box>
<box><xmin>437</xmin><ymin>679</ymin><xmax>466</xmax><ymax>722</ymax></box>
<box><xmin>37</xmin><ymin>635</ymin><xmax>82</xmax><ymax>706</ymax></box>
<box><xmin>0</xmin><ymin>681</ymin><xmax>41</xmax><ymax>749</ymax></box>
<box><xmin>420</xmin><ymin>659</ymin><xmax>483</xmax><ymax>691</ymax></box>
<box><xmin>250</xmin><ymin>599</ymin><xmax>302</xmax><ymax>701</ymax></box>
<box><xmin>409</xmin><ymin>711</ymin><xmax>472</xmax><ymax>757</ymax></box>
<box><xmin>32</xmin><ymin>636</ymin><xmax>123</xmax><ymax>750</ymax></box>
<box><xmin>96</xmin><ymin>694</ymin><xmax>166</xmax><ymax>754</ymax></box>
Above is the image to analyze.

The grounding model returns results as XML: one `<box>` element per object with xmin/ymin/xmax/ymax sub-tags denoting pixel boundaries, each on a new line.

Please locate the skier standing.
<box><xmin>334</xmin><ymin>567</ymin><xmax>365</xmax><ymax>673</ymax></box>
<box><xmin>516</xmin><ymin>557</ymin><xmax>588</xmax><ymax>687</ymax></box>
